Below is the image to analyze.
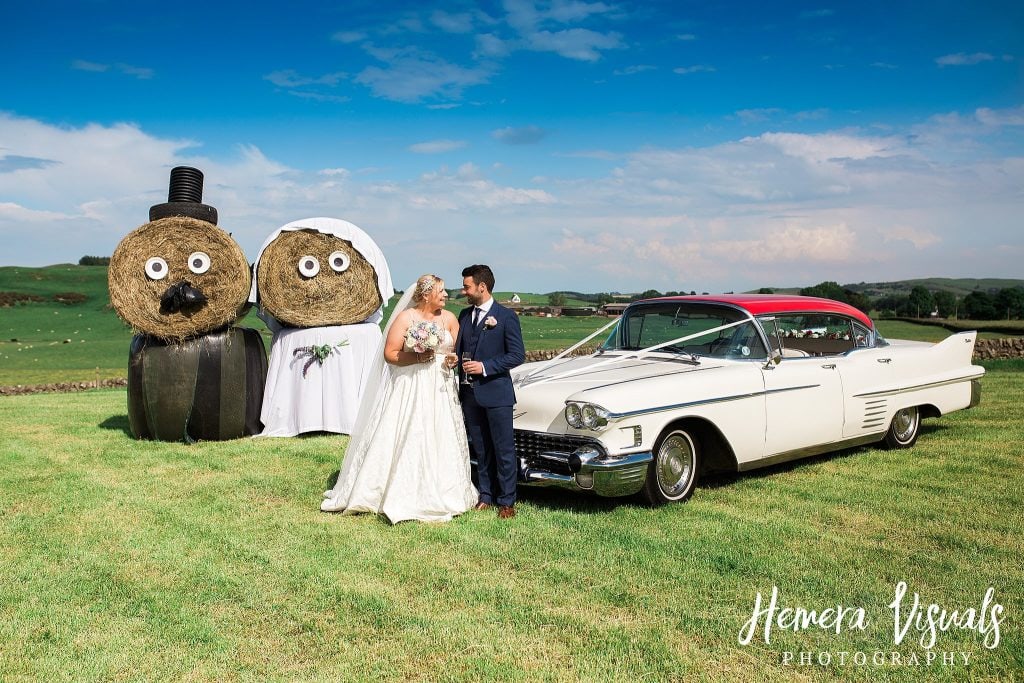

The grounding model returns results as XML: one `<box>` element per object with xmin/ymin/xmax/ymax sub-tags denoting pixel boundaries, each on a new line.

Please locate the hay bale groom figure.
<box><xmin>457</xmin><ymin>265</ymin><xmax>526</xmax><ymax>519</ymax></box>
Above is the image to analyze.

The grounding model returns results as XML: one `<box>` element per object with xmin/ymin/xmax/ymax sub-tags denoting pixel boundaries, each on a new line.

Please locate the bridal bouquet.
<box><xmin>404</xmin><ymin>320</ymin><xmax>442</xmax><ymax>354</ymax></box>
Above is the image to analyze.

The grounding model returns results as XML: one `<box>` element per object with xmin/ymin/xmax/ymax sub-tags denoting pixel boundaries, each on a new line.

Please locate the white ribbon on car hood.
<box><xmin>519</xmin><ymin>318</ymin><xmax>748</xmax><ymax>387</ymax></box>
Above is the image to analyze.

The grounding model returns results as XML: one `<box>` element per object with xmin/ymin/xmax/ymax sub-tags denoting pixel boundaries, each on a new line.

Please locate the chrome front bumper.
<box><xmin>520</xmin><ymin>449</ymin><xmax>653</xmax><ymax>497</ymax></box>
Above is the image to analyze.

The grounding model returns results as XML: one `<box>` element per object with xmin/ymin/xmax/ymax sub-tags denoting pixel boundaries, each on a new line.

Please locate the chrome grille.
<box><xmin>514</xmin><ymin>430</ymin><xmax>598</xmax><ymax>459</ymax></box>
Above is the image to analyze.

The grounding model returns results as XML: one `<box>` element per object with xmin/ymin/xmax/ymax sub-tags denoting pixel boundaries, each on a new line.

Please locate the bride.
<box><xmin>321</xmin><ymin>274</ymin><xmax>478</xmax><ymax>523</ymax></box>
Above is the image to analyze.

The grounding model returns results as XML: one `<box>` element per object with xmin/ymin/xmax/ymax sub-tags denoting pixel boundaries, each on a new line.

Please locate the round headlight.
<box><xmin>581</xmin><ymin>404</ymin><xmax>598</xmax><ymax>429</ymax></box>
<box><xmin>564</xmin><ymin>403</ymin><xmax>583</xmax><ymax>428</ymax></box>
<box><xmin>581</xmin><ymin>403</ymin><xmax>608</xmax><ymax>430</ymax></box>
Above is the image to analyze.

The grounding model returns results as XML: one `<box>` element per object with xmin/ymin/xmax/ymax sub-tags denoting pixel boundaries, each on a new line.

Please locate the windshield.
<box><xmin>603</xmin><ymin>302</ymin><xmax>768</xmax><ymax>360</ymax></box>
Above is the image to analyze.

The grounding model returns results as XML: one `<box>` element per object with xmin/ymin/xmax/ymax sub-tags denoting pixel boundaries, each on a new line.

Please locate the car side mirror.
<box><xmin>763</xmin><ymin>352</ymin><xmax>782</xmax><ymax>370</ymax></box>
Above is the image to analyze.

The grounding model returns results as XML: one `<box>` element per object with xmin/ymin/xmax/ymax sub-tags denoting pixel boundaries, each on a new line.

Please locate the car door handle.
<box><xmin>877</xmin><ymin>358</ymin><xmax>892</xmax><ymax>364</ymax></box>
<box><xmin>821</xmin><ymin>363</ymin><xmax>836</xmax><ymax>369</ymax></box>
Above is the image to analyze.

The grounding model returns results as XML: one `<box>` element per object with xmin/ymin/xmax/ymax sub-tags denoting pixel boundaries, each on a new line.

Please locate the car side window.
<box><xmin>765</xmin><ymin>314</ymin><xmax>859</xmax><ymax>357</ymax></box>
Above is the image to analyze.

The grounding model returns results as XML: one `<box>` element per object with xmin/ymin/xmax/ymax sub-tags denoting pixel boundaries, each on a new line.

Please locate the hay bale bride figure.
<box><xmin>321</xmin><ymin>274</ymin><xmax>477</xmax><ymax>523</ymax></box>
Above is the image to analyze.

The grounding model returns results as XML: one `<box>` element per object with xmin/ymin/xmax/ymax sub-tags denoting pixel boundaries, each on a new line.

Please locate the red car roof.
<box><xmin>643</xmin><ymin>294</ymin><xmax>874</xmax><ymax>329</ymax></box>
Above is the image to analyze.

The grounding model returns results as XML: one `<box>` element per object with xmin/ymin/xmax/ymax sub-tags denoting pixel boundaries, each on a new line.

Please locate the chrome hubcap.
<box><xmin>657</xmin><ymin>433</ymin><xmax>694</xmax><ymax>498</ymax></box>
<box><xmin>892</xmin><ymin>407</ymin><xmax>919</xmax><ymax>443</ymax></box>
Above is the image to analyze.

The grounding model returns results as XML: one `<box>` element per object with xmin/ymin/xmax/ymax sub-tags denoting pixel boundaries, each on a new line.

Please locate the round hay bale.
<box><xmin>108</xmin><ymin>216</ymin><xmax>251</xmax><ymax>340</ymax></box>
<box><xmin>256</xmin><ymin>229</ymin><xmax>382</xmax><ymax>327</ymax></box>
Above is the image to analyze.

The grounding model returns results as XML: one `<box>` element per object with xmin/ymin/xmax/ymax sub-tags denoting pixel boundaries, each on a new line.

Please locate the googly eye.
<box><xmin>328</xmin><ymin>251</ymin><xmax>350</xmax><ymax>273</ymax></box>
<box><xmin>297</xmin><ymin>256</ymin><xmax>320</xmax><ymax>278</ymax></box>
<box><xmin>145</xmin><ymin>257</ymin><xmax>169</xmax><ymax>280</ymax></box>
<box><xmin>187</xmin><ymin>252</ymin><xmax>211</xmax><ymax>274</ymax></box>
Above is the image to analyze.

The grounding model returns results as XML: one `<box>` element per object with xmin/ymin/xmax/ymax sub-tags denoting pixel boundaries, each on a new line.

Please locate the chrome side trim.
<box><xmin>852</xmin><ymin>373</ymin><xmax>983</xmax><ymax>398</ymax></box>
<box><xmin>739</xmin><ymin>434</ymin><xmax>883</xmax><ymax>471</ymax></box>
<box><xmin>606</xmin><ymin>383</ymin><xmax>818</xmax><ymax>419</ymax></box>
<box><xmin>608</xmin><ymin>391</ymin><xmax>760</xmax><ymax>418</ymax></box>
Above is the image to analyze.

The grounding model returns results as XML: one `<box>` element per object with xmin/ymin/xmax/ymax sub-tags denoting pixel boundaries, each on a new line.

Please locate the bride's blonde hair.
<box><xmin>411</xmin><ymin>274</ymin><xmax>444</xmax><ymax>304</ymax></box>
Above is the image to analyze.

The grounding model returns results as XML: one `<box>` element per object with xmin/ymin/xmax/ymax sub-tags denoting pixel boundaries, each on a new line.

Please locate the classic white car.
<box><xmin>511</xmin><ymin>295</ymin><xmax>984</xmax><ymax>504</ymax></box>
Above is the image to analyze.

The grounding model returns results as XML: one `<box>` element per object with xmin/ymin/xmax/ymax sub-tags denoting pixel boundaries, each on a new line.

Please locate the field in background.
<box><xmin>1</xmin><ymin>265</ymin><xmax>1021</xmax><ymax>385</ymax></box>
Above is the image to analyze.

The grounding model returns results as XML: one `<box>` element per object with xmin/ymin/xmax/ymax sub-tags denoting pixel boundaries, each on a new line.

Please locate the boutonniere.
<box><xmin>484</xmin><ymin>316</ymin><xmax>498</xmax><ymax>329</ymax></box>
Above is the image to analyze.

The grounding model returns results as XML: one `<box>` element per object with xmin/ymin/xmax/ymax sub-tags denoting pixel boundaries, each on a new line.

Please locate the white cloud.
<box><xmin>356</xmin><ymin>46</ymin><xmax>492</xmax><ymax>102</ymax></box>
<box><xmin>502</xmin><ymin>0</ymin><xmax>623</xmax><ymax>61</ymax></box>
<box><xmin>430</xmin><ymin>10</ymin><xmax>478</xmax><ymax>33</ymax></box>
<box><xmin>72</xmin><ymin>59</ymin><xmax>153</xmax><ymax>79</ymax></box>
<box><xmin>332</xmin><ymin>30</ymin><xmax>367</xmax><ymax>43</ymax></box>
<box><xmin>524</xmin><ymin>28</ymin><xmax>623</xmax><ymax>61</ymax></box>
<box><xmin>882</xmin><ymin>226</ymin><xmax>941</xmax><ymax>249</ymax></box>
<box><xmin>408</xmin><ymin>139</ymin><xmax>468</xmax><ymax>154</ymax></box>
<box><xmin>736</xmin><ymin>108</ymin><xmax>783</xmax><ymax>124</ymax></box>
<box><xmin>1</xmin><ymin>113</ymin><xmax>1021</xmax><ymax>293</ymax></box>
<box><xmin>613</xmin><ymin>64</ymin><xmax>656</xmax><ymax>76</ymax></box>
<box><xmin>936</xmin><ymin>52</ymin><xmax>995</xmax><ymax>66</ymax></box>
<box><xmin>673</xmin><ymin>65</ymin><xmax>716</xmax><ymax>75</ymax></box>
<box><xmin>975</xmin><ymin>106</ymin><xmax>1024</xmax><ymax>127</ymax></box>
<box><xmin>264</xmin><ymin>69</ymin><xmax>347</xmax><ymax>87</ymax></box>
<box><xmin>492</xmin><ymin>126</ymin><xmax>549</xmax><ymax>145</ymax></box>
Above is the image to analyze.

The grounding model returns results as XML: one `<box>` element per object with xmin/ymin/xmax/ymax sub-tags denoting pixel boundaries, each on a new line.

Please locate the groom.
<box><xmin>457</xmin><ymin>264</ymin><xmax>526</xmax><ymax>520</ymax></box>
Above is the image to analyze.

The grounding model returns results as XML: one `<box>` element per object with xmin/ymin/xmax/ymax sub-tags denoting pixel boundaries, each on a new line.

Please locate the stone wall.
<box><xmin>523</xmin><ymin>345</ymin><xmax>599</xmax><ymax>363</ymax></box>
<box><xmin>973</xmin><ymin>338</ymin><xmax>1024</xmax><ymax>360</ymax></box>
<box><xmin>0</xmin><ymin>378</ymin><xmax>128</xmax><ymax>396</ymax></box>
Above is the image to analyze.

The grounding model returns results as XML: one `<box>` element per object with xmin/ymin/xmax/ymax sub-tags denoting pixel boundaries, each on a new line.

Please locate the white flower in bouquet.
<box><xmin>404</xmin><ymin>320</ymin><xmax>443</xmax><ymax>354</ymax></box>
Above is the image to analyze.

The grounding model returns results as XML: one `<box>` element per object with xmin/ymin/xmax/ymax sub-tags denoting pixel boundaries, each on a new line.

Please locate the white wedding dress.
<box><xmin>321</xmin><ymin>323</ymin><xmax>478</xmax><ymax>523</ymax></box>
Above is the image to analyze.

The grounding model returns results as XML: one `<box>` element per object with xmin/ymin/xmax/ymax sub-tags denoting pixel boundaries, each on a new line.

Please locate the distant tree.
<box><xmin>78</xmin><ymin>256</ymin><xmax>110</xmax><ymax>266</ymax></box>
<box><xmin>547</xmin><ymin>292</ymin><xmax>566</xmax><ymax>307</ymax></box>
<box><xmin>962</xmin><ymin>291</ymin><xmax>997</xmax><ymax>320</ymax></box>
<box><xmin>757</xmin><ymin>287</ymin><xmax>775</xmax><ymax>294</ymax></box>
<box><xmin>874</xmin><ymin>294</ymin><xmax>909</xmax><ymax>318</ymax></box>
<box><xmin>995</xmin><ymin>287</ymin><xmax>1024</xmax><ymax>319</ymax></box>
<box><xmin>799</xmin><ymin>281</ymin><xmax>870</xmax><ymax>312</ymax></box>
<box><xmin>690</xmin><ymin>290</ymin><xmax>697</xmax><ymax>296</ymax></box>
<box><xmin>634</xmin><ymin>289</ymin><xmax>662</xmax><ymax>301</ymax></box>
<box><xmin>933</xmin><ymin>290</ymin><xmax>958</xmax><ymax>318</ymax></box>
<box><xmin>907</xmin><ymin>286</ymin><xmax>934</xmax><ymax>317</ymax></box>
<box><xmin>844</xmin><ymin>290</ymin><xmax>872</xmax><ymax>314</ymax></box>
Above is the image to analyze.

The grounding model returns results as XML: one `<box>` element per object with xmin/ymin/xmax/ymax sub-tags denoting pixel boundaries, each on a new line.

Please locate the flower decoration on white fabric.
<box><xmin>404</xmin><ymin>321</ymin><xmax>442</xmax><ymax>353</ymax></box>
<box><xmin>484</xmin><ymin>316</ymin><xmax>497</xmax><ymax>329</ymax></box>
<box><xmin>293</xmin><ymin>340</ymin><xmax>350</xmax><ymax>378</ymax></box>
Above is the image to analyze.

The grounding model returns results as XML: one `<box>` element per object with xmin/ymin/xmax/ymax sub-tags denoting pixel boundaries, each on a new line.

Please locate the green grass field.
<box><xmin>0</xmin><ymin>372</ymin><xmax>1021</xmax><ymax>680</ymax></box>
<box><xmin>2</xmin><ymin>265</ymin><xmax>1022</xmax><ymax>679</ymax></box>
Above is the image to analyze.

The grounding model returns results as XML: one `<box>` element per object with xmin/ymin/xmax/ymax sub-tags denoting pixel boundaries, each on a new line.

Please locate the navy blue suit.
<box><xmin>456</xmin><ymin>301</ymin><xmax>525</xmax><ymax>507</ymax></box>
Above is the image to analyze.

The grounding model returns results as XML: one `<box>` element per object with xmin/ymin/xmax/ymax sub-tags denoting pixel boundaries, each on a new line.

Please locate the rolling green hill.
<box><xmin>843</xmin><ymin>277</ymin><xmax>1024</xmax><ymax>298</ymax></box>
<box><xmin>0</xmin><ymin>265</ymin><xmax>1019</xmax><ymax>385</ymax></box>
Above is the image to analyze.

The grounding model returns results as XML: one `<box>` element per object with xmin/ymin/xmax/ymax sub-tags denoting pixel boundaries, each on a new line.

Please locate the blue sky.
<box><xmin>2</xmin><ymin>0</ymin><xmax>1022</xmax><ymax>293</ymax></box>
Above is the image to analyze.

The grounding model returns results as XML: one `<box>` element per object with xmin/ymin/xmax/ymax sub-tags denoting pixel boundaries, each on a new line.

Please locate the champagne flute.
<box><xmin>461</xmin><ymin>351</ymin><xmax>473</xmax><ymax>384</ymax></box>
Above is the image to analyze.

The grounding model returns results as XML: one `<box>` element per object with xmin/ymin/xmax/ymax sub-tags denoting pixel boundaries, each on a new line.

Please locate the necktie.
<box><xmin>473</xmin><ymin>307</ymin><xmax>482</xmax><ymax>326</ymax></box>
